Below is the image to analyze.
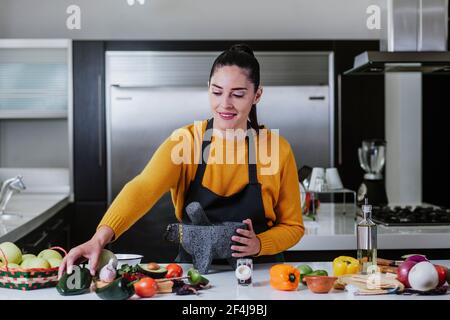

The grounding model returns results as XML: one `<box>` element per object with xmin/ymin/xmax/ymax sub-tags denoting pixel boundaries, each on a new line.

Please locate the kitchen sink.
<box><xmin>0</xmin><ymin>212</ymin><xmax>26</xmax><ymax>231</ymax></box>
<box><xmin>1</xmin><ymin>212</ymin><xmax>23</xmax><ymax>220</ymax></box>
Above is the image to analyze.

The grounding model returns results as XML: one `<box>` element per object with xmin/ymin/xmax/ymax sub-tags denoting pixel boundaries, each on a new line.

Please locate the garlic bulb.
<box><xmin>99</xmin><ymin>258</ymin><xmax>117</xmax><ymax>283</ymax></box>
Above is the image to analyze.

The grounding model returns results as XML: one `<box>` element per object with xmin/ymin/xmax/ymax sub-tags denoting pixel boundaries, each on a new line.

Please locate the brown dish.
<box><xmin>304</xmin><ymin>276</ymin><xmax>338</xmax><ymax>293</ymax></box>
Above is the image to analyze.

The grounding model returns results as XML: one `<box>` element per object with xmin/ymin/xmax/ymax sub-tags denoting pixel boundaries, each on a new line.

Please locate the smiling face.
<box><xmin>208</xmin><ymin>65</ymin><xmax>262</xmax><ymax>133</ymax></box>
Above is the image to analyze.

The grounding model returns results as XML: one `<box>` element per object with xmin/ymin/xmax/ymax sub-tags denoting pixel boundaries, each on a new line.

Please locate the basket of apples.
<box><xmin>0</xmin><ymin>241</ymin><xmax>67</xmax><ymax>290</ymax></box>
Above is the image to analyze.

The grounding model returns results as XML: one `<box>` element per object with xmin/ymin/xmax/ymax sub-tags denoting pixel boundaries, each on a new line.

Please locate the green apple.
<box><xmin>26</xmin><ymin>257</ymin><xmax>50</xmax><ymax>269</ymax></box>
<box><xmin>20</xmin><ymin>254</ymin><xmax>37</xmax><ymax>264</ymax></box>
<box><xmin>46</xmin><ymin>257</ymin><xmax>62</xmax><ymax>268</ymax></box>
<box><xmin>6</xmin><ymin>263</ymin><xmax>21</xmax><ymax>269</ymax></box>
<box><xmin>20</xmin><ymin>259</ymin><xmax>33</xmax><ymax>268</ymax></box>
<box><xmin>0</xmin><ymin>242</ymin><xmax>22</xmax><ymax>265</ymax></box>
<box><xmin>38</xmin><ymin>249</ymin><xmax>63</xmax><ymax>261</ymax></box>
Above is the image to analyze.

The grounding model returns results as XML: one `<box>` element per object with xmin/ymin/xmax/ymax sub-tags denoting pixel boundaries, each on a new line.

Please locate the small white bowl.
<box><xmin>115</xmin><ymin>254</ymin><xmax>143</xmax><ymax>268</ymax></box>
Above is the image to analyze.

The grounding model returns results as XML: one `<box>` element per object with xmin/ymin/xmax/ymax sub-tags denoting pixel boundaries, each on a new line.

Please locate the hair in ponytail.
<box><xmin>209</xmin><ymin>44</ymin><xmax>263</xmax><ymax>132</ymax></box>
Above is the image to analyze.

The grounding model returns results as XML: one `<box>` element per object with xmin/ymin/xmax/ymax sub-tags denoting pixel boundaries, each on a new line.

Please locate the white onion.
<box><xmin>408</xmin><ymin>261</ymin><xmax>439</xmax><ymax>291</ymax></box>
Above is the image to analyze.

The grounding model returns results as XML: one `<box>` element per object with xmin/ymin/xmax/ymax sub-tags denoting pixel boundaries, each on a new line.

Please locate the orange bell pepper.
<box><xmin>269</xmin><ymin>264</ymin><xmax>300</xmax><ymax>291</ymax></box>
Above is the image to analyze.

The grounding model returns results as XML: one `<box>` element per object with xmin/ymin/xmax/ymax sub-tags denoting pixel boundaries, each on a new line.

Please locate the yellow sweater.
<box><xmin>98</xmin><ymin>120</ymin><xmax>304</xmax><ymax>256</ymax></box>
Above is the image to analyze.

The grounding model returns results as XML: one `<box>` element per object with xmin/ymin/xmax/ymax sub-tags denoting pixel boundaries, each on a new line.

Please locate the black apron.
<box><xmin>175</xmin><ymin>118</ymin><xmax>284</xmax><ymax>264</ymax></box>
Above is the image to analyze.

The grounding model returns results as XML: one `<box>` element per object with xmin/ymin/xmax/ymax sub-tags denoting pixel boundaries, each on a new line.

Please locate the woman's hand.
<box><xmin>58</xmin><ymin>226</ymin><xmax>114</xmax><ymax>279</ymax></box>
<box><xmin>231</xmin><ymin>219</ymin><xmax>261</xmax><ymax>257</ymax></box>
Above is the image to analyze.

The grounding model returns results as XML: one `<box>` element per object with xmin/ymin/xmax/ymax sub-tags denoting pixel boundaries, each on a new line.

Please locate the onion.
<box><xmin>402</xmin><ymin>254</ymin><xmax>428</xmax><ymax>263</ymax></box>
<box><xmin>408</xmin><ymin>261</ymin><xmax>439</xmax><ymax>291</ymax></box>
<box><xmin>397</xmin><ymin>260</ymin><xmax>417</xmax><ymax>288</ymax></box>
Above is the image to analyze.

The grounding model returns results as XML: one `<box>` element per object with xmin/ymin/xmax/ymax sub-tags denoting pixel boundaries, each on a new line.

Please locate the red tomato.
<box><xmin>165</xmin><ymin>263</ymin><xmax>183</xmax><ymax>278</ymax></box>
<box><xmin>134</xmin><ymin>277</ymin><xmax>157</xmax><ymax>298</ymax></box>
<box><xmin>434</xmin><ymin>264</ymin><xmax>448</xmax><ymax>287</ymax></box>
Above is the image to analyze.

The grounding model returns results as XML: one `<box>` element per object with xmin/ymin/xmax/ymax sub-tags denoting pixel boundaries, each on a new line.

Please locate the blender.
<box><xmin>357</xmin><ymin>140</ymin><xmax>388</xmax><ymax>206</ymax></box>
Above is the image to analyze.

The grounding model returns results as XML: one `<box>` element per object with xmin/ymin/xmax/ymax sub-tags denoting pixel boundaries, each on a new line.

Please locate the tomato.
<box><xmin>434</xmin><ymin>264</ymin><xmax>448</xmax><ymax>287</ymax></box>
<box><xmin>133</xmin><ymin>277</ymin><xmax>157</xmax><ymax>298</ymax></box>
<box><xmin>166</xmin><ymin>263</ymin><xmax>183</xmax><ymax>278</ymax></box>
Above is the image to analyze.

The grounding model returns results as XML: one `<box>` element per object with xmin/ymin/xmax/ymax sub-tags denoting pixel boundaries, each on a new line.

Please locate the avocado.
<box><xmin>137</xmin><ymin>263</ymin><xmax>168</xmax><ymax>279</ymax></box>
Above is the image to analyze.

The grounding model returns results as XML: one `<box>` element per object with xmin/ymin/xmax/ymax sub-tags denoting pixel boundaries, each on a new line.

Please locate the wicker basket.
<box><xmin>0</xmin><ymin>246</ymin><xmax>67</xmax><ymax>291</ymax></box>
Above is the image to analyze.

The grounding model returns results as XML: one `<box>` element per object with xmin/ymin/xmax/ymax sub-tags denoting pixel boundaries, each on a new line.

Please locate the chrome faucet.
<box><xmin>0</xmin><ymin>175</ymin><xmax>26</xmax><ymax>216</ymax></box>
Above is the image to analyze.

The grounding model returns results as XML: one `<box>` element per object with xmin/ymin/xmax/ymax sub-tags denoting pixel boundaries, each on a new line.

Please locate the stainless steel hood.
<box><xmin>345</xmin><ymin>0</ymin><xmax>450</xmax><ymax>75</ymax></box>
<box><xmin>344</xmin><ymin>51</ymin><xmax>450</xmax><ymax>75</ymax></box>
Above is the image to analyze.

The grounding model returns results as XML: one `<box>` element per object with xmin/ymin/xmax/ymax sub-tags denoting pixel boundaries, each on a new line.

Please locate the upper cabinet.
<box><xmin>0</xmin><ymin>40</ymin><xmax>72</xmax><ymax>119</ymax></box>
<box><xmin>0</xmin><ymin>40</ymin><xmax>73</xmax><ymax>200</ymax></box>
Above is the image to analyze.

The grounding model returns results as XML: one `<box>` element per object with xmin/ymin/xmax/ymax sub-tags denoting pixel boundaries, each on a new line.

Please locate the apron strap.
<box><xmin>192</xmin><ymin>119</ymin><xmax>213</xmax><ymax>185</ymax></box>
<box><xmin>246</xmin><ymin>134</ymin><xmax>259</xmax><ymax>185</ymax></box>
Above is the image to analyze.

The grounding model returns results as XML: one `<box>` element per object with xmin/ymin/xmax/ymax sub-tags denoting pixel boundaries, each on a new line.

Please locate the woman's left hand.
<box><xmin>231</xmin><ymin>219</ymin><xmax>261</xmax><ymax>257</ymax></box>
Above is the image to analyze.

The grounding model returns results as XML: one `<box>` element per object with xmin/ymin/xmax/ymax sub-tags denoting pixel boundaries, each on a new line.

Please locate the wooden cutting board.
<box><xmin>336</xmin><ymin>273</ymin><xmax>404</xmax><ymax>295</ymax></box>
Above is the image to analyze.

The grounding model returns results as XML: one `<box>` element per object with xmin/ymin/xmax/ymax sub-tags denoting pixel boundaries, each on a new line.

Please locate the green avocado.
<box><xmin>137</xmin><ymin>264</ymin><xmax>168</xmax><ymax>279</ymax></box>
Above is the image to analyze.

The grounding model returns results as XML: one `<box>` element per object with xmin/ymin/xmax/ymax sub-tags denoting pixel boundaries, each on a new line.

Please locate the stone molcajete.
<box><xmin>164</xmin><ymin>202</ymin><xmax>247</xmax><ymax>274</ymax></box>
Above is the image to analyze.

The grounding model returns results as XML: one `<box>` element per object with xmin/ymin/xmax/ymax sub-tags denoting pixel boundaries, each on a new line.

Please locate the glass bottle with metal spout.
<box><xmin>357</xmin><ymin>198</ymin><xmax>377</xmax><ymax>274</ymax></box>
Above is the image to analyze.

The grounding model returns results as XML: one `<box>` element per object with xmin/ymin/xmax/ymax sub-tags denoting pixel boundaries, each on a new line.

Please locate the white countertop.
<box><xmin>290</xmin><ymin>204</ymin><xmax>450</xmax><ymax>250</ymax></box>
<box><xmin>0</xmin><ymin>193</ymin><xmax>70</xmax><ymax>242</ymax></box>
<box><xmin>0</xmin><ymin>167</ymin><xmax>72</xmax><ymax>242</ymax></box>
<box><xmin>1</xmin><ymin>261</ymin><xmax>449</xmax><ymax>300</ymax></box>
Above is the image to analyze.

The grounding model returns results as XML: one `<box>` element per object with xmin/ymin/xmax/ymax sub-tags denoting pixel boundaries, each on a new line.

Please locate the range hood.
<box><xmin>345</xmin><ymin>0</ymin><xmax>450</xmax><ymax>75</ymax></box>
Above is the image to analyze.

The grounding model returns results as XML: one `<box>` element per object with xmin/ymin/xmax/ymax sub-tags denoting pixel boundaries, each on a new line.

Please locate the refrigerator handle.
<box><xmin>97</xmin><ymin>74</ymin><xmax>103</xmax><ymax>168</ymax></box>
<box><xmin>338</xmin><ymin>74</ymin><xmax>342</xmax><ymax>166</ymax></box>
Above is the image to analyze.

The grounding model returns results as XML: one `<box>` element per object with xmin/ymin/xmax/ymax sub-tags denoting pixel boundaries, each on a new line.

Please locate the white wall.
<box><xmin>385</xmin><ymin>73</ymin><xmax>422</xmax><ymax>205</ymax></box>
<box><xmin>0</xmin><ymin>0</ymin><xmax>383</xmax><ymax>39</ymax></box>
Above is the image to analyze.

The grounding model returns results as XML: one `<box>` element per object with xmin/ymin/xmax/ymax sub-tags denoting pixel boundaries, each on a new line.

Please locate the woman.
<box><xmin>59</xmin><ymin>44</ymin><xmax>304</xmax><ymax>277</ymax></box>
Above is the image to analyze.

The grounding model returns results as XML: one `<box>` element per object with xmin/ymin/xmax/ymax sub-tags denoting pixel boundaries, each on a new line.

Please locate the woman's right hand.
<box><xmin>58</xmin><ymin>226</ymin><xmax>114</xmax><ymax>279</ymax></box>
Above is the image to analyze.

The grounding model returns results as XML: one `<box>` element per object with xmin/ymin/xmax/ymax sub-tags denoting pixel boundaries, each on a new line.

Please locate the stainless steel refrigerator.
<box><xmin>105</xmin><ymin>51</ymin><xmax>333</xmax><ymax>260</ymax></box>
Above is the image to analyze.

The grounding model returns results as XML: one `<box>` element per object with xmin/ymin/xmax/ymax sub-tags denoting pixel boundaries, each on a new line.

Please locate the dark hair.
<box><xmin>209</xmin><ymin>44</ymin><xmax>262</xmax><ymax>132</ymax></box>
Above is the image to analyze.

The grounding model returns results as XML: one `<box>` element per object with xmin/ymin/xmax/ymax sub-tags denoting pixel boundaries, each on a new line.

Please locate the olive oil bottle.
<box><xmin>357</xmin><ymin>198</ymin><xmax>377</xmax><ymax>274</ymax></box>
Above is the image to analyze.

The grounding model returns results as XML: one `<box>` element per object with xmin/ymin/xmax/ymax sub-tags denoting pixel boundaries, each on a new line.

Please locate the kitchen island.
<box><xmin>1</xmin><ymin>261</ymin><xmax>449</xmax><ymax>300</ymax></box>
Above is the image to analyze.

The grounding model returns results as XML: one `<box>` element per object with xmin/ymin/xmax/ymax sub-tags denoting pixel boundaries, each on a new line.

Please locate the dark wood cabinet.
<box><xmin>72</xmin><ymin>41</ymin><xmax>108</xmax><ymax>249</ymax></box>
<box><xmin>16</xmin><ymin>205</ymin><xmax>73</xmax><ymax>254</ymax></box>
<box><xmin>73</xmin><ymin>41</ymin><xmax>107</xmax><ymax>202</ymax></box>
<box><xmin>422</xmin><ymin>74</ymin><xmax>450</xmax><ymax>207</ymax></box>
<box><xmin>333</xmin><ymin>41</ymin><xmax>385</xmax><ymax>192</ymax></box>
<box><xmin>421</xmin><ymin>16</ymin><xmax>450</xmax><ymax>207</ymax></box>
